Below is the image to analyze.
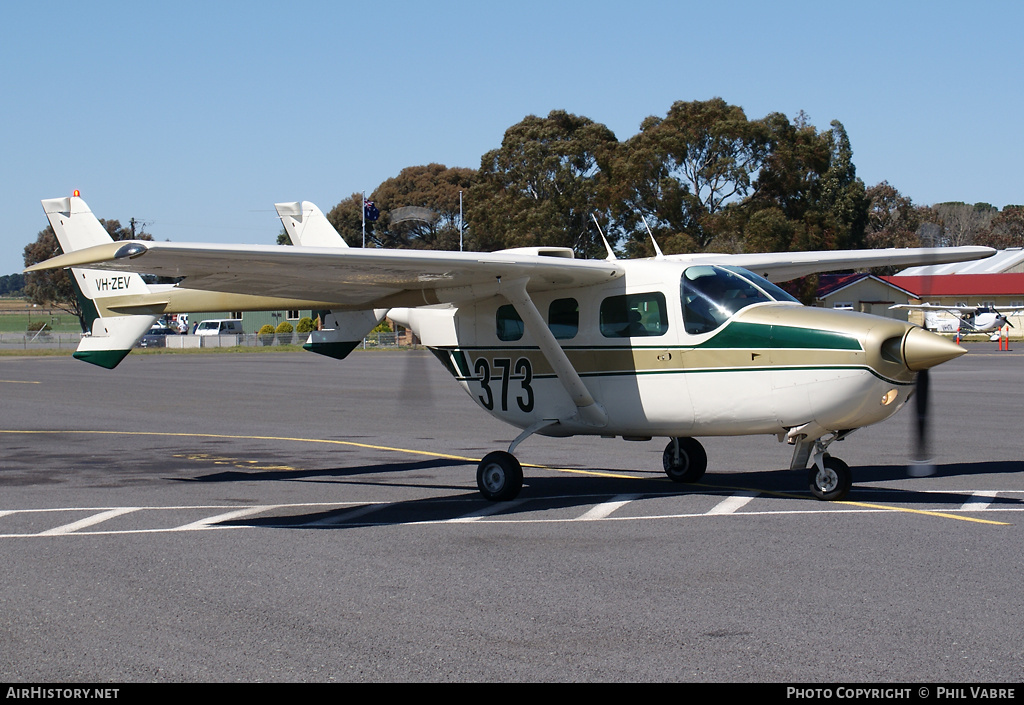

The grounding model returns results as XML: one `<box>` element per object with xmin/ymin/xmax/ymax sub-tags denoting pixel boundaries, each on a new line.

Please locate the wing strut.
<box><xmin>501</xmin><ymin>278</ymin><xmax>607</xmax><ymax>428</ymax></box>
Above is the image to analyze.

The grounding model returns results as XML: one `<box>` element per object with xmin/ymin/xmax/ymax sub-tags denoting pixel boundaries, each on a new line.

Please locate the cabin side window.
<box><xmin>548</xmin><ymin>298</ymin><xmax>579</xmax><ymax>340</ymax></box>
<box><xmin>599</xmin><ymin>292</ymin><xmax>668</xmax><ymax>338</ymax></box>
<box><xmin>496</xmin><ymin>304</ymin><xmax>524</xmax><ymax>341</ymax></box>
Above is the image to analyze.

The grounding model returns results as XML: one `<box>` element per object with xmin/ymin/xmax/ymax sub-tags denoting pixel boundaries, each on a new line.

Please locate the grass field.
<box><xmin>0</xmin><ymin>298</ymin><xmax>82</xmax><ymax>333</ymax></box>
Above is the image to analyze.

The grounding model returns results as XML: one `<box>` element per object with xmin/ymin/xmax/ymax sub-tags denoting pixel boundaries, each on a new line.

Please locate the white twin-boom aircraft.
<box><xmin>27</xmin><ymin>195</ymin><xmax>996</xmax><ymax>501</ymax></box>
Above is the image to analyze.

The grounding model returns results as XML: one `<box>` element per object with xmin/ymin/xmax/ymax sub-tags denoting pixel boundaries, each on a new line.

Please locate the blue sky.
<box><xmin>3</xmin><ymin>1</ymin><xmax>1021</xmax><ymax>274</ymax></box>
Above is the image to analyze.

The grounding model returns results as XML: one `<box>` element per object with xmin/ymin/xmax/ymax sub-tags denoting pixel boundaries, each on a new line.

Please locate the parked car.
<box><xmin>138</xmin><ymin>325</ymin><xmax>176</xmax><ymax>348</ymax></box>
<box><xmin>193</xmin><ymin>319</ymin><xmax>244</xmax><ymax>336</ymax></box>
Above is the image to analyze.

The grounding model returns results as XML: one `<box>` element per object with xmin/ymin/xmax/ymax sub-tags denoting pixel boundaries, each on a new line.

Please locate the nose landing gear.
<box><xmin>808</xmin><ymin>454</ymin><xmax>852</xmax><ymax>501</ymax></box>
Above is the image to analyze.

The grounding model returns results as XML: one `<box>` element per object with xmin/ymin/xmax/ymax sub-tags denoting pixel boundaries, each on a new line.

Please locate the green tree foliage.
<box><xmin>611</xmin><ymin>103</ymin><xmax>868</xmax><ymax>259</ymax></box>
<box><xmin>746</xmin><ymin>117</ymin><xmax>868</xmax><ymax>254</ymax></box>
<box><xmin>977</xmin><ymin>206</ymin><xmax>1024</xmax><ymax>249</ymax></box>
<box><xmin>614</xmin><ymin>99</ymin><xmax>772</xmax><ymax>255</ymax></box>
<box><xmin>23</xmin><ymin>219</ymin><xmax>153</xmax><ymax>331</ymax></box>
<box><xmin>326</xmin><ymin>166</ymin><xmax>476</xmax><ymax>249</ymax></box>
<box><xmin>863</xmin><ymin>181</ymin><xmax>924</xmax><ymax>249</ymax></box>
<box><xmin>466</xmin><ymin>110</ymin><xmax>618</xmax><ymax>258</ymax></box>
<box><xmin>0</xmin><ymin>273</ymin><xmax>25</xmax><ymax>296</ymax></box>
<box><xmin>370</xmin><ymin>164</ymin><xmax>476</xmax><ymax>249</ymax></box>
<box><xmin>325</xmin><ymin>193</ymin><xmax>366</xmax><ymax>247</ymax></box>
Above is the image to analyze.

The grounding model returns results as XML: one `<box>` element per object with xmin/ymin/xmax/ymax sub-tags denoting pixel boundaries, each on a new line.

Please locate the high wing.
<box><xmin>28</xmin><ymin>238</ymin><xmax>996</xmax><ymax>309</ymax></box>
<box><xmin>666</xmin><ymin>247</ymin><xmax>996</xmax><ymax>282</ymax></box>
<box><xmin>26</xmin><ymin>239</ymin><xmax>625</xmax><ymax>309</ymax></box>
<box><xmin>27</xmin><ymin>195</ymin><xmax>996</xmax><ymax>310</ymax></box>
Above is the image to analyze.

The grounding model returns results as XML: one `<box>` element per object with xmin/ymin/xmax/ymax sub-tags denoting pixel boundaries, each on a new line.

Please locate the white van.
<box><xmin>193</xmin><ymin>319</ymin><xmax>244</xmax><ymax>336</ymax></box>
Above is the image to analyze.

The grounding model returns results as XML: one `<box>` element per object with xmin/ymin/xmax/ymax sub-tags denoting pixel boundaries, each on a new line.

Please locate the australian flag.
<box><xmin>363</xmin><ymin>199</ymin><xmax>380</xmax><ymax>222</ymax></box>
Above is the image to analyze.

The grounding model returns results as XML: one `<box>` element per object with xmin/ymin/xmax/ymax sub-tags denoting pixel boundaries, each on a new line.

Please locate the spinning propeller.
<box><xmin>909</xmin><ymin>367</ymin><xmax>935</xmax><ymax>477</ymax></box>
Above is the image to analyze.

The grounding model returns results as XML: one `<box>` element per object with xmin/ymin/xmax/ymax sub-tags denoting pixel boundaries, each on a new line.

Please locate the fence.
<box><xmin>0</xmin><ymin>331</ymin><xmax>407</xmax><ymax>351</ymax></box>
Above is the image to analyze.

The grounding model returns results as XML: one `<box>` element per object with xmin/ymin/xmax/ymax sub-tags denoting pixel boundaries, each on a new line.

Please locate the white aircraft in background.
<box><xmin>29</xmin><ymin>195</ymin><xmax>996</xmax><ymax>502</ymax></box>
<box><xmin>890</xmin><ymin>303</ymin><xmax>1021</xmax><ymax>339</ymax></box>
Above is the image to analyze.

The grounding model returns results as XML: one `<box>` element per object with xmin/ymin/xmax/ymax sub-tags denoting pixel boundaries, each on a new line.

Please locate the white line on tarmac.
<box><xmin>575</xmin><ymin>494</ymin><xmax>640</xmax><ymax>521</ymax></box>
<box><xmin>37</xmin><ymin>508</ymin><xmax>140</xmax><ymax>535</ymax></box>
<box><xmin>303</xmin><ymin>503</ymin><xmax>389</xmax><ymax>527</ymax></box>
<box><xmin>706</xmin><ymin>491</ymin><xmax>759</xmax><ymax>515</ymax></box>
<box><xmin>447</xmin><ymin>499</ymin><xmax>529</xmax><ymax>522</ymax></box>
<box><xmin>173</xmin><ymin>506</ymin><xmax>275</xmax><ymax>531</ymax></box>
<box><xmin>960</xmin><ymin>491</ymin><xmax>998</xmax><ymax>511</ymax></box>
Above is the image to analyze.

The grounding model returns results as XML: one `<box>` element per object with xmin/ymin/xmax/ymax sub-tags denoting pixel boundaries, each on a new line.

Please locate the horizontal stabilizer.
<box><xmin>74</xmin><ymin>313</ymin><xmax>158</xmax><ymax>369</ymax></box>
<box><xmin>303</xmin><ymin>309</ymin><xmax>386</xmax><ymax>359</ymax></box>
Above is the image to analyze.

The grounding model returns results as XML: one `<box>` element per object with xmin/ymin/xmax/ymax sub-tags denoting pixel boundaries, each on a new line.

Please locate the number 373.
<box><xmin>474</xmin><ymin>357</ymin><xmax>534</xmax><ymax>412</ymax></box>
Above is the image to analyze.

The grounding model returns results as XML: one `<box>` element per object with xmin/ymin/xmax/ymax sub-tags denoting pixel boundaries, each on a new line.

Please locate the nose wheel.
<box><xmin>476</xmin><ymin>451</ymin><xmax>524</xmax><ymax>501</ymax></box>
<box><xmin>808</xmin><ymin>455</ymin><xmax>851</xmax><ymax>501</ymax></box>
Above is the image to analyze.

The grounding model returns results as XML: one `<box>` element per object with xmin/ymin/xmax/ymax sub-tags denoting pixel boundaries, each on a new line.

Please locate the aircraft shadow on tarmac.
<box><xmin>180</xmin><ymin>456</ymin><xmax>473</xmax><ymax>492</ymax></box>
<box><xmin>209</xmin><ymin>459</ymin><xmax>1024</xmax><ymax>530</ymax></box>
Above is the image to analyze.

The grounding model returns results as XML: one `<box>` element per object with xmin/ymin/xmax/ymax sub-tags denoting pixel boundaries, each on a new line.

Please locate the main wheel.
<box><xmin>476</xmin><ymin>451</ymin><xmax>524</xmax><ymax>501</ymax></box>
<box><xmin>662</xmin><ymin>437</ymin><xmax>708</xmax><ymax>483</ymax></box>
<box><xmin>808</xmin><ymin>455</ymin><xmax>852</xmax><ymax>501</ymax></box>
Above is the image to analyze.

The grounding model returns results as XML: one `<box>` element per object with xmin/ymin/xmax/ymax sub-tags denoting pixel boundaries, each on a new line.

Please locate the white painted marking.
<box><xmin>37</xmin><ymin>508</ymin><xmax>140</xmax><ymax>535</ymax></box>
<box><xmin>960</xmin><ymin>490</ymin><xmax>998</xmax><ymax>511</ymax></box>
<box><xmin>705</xmin><ymin>492</ymin><xmax>758</xmax><ymax>515</ymax></box>
<box><xmin>575</xmin><ymin>494</ymin><xmax>640</xmax><ymax>521</ymax></box>
<box><xmin>447</xmin><ymin>499</ymin><xmax>528</xmax><ymax>522</ymax></box>
<box><xmin>173</xmin><ymin>506</ymin><xmax>274</xmax><ymax>531</ymax></box>
<box><xmin>303</xmin><ymin>503</ymin><xmax>388</xmax><ymax>527</ymax></box>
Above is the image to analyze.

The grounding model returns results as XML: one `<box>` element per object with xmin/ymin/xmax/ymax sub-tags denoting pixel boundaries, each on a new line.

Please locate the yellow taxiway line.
<box><xmin>0</xmin><ymin>429</ymin><xmax>1012</xmax><ymax>526</ymax></box>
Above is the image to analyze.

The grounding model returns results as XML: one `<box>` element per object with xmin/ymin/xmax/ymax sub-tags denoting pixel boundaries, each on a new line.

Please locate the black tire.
<box><xmin>662</xmin><ymin>438</ymin><xmax>708</xmax><ymax>483</ymax></box>
<box><xmin>808</xmin><ymin>455</ymin><xmax>852</xmax><ymax>501</ymax></box>
<box><xmin>476</xmin><ymin>451</ymin><xmax>524</xmax><ymax>501</ymax></box>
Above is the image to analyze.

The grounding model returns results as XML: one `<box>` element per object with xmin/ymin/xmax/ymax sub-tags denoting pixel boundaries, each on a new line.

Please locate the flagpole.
<box><xmin>459</xmin><ymin>190</ymin><xmax>463</xmax><ymax>252</ymax></box>
<box><xmin>361</xmin><ymin>191</ymin><xmax>366</xmax><ymax>248</ymax></box>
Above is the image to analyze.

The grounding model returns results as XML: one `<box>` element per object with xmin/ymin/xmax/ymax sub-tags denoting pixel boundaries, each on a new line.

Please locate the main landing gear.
<box><xmin>662</xmin><ymin>437</ymin><xmax>708</xmax><ymax>483</ymax></box>
<box><xmin>476</xmin><ymin>451</ymin><xmax>524</xmax><ymax>501</ymax></box>
<box><xmin>474</xmin><ymin>436</ymin><xmax>712</xmax><ymax>502</ymax></box>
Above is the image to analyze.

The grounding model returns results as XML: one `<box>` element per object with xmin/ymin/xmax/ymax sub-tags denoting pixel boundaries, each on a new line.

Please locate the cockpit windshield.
<box><xmin>681</xmin><ymin>265</ymin><xmax>799</xmax><ymax>335</ymax></box>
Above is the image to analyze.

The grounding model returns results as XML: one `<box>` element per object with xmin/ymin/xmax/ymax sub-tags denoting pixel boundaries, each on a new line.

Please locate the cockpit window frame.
<box><xmin>681</xmin><ymin>265</ymin><xmax>797</xmax><ymax>336</ymax></box>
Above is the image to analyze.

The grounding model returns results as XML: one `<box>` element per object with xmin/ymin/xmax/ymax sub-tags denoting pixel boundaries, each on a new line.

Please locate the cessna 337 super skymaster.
<box><xmin>28</xmin><ymin>195</ymin><xmax>996</xmax><ymax>502</ymax></box>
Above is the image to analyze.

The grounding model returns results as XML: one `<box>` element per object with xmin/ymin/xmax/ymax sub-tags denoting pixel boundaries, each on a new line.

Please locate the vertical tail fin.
<box><xmin>274</xmin><ymin>201</ymin><xmax>348</xmax><ymax>248</ymax></box>
<box><xmin>40</xmin><ymin>195</ymin><xmax>157</xmax><ymax>369</ymax></box>
<box><xmin>275</xmin><ymin>201</ymin><xmax>384</xmax><ymax>359</ymax></box>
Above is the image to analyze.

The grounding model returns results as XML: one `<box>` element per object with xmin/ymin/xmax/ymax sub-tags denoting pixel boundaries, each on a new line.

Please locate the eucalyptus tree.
<box><xmin>612</xmin><ymin>98</ymin><xmax>772</xmax><ymax>255</ymax></box>
<box><xmin>466</xmin><ymin>110</ymin><xmax>618</xmax><ymax>258</ymax></box>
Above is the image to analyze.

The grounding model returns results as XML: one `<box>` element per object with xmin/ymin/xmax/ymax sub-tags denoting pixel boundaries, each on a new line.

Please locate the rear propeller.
<box><xmin>909</xmin><ymin>368</ymin><xmax>936</xmax><ymax>477</ymax></box>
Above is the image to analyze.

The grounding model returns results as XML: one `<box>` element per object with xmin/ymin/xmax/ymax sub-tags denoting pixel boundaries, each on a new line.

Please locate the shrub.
<box><xmin>295</xmin><ymin>317</ymin><xmax>315</xmax><ymax>333</ymax></box>
<box><xmin>258</xmin><ymin>324</ymin><xmax>276</xmax><ymax>346</ymax></box>
<box><xmin>275</xmin><ymin>320</ymin><xmax>294</xmax><ymax>344</ymax></box>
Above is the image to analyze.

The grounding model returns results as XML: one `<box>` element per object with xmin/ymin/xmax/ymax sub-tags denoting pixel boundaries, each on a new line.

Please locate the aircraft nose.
<box><xmin>901</xmin><ymin>326</ymin><xmax>967</xmax><ymax>370</ymax></box>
